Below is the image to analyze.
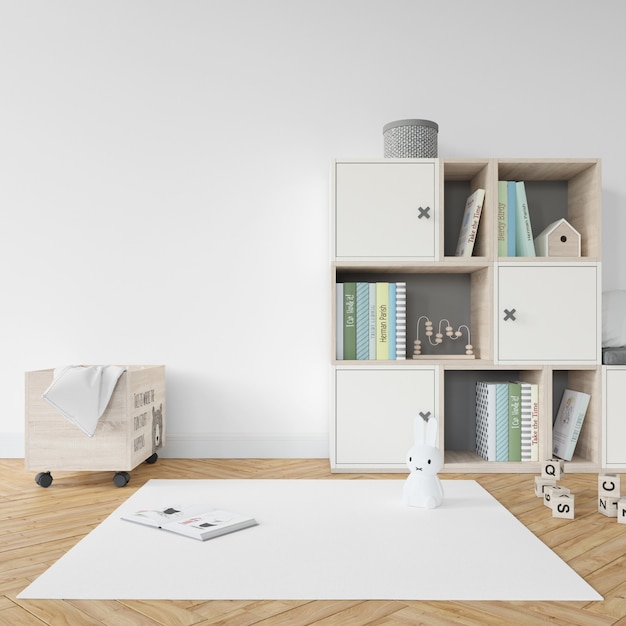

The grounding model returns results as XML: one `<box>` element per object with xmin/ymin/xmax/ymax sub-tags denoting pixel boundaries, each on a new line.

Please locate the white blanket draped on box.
<box><xmin>42</xmin><ymin>365</ymin><xmax>126</xmax><ymax>437</ymax></box>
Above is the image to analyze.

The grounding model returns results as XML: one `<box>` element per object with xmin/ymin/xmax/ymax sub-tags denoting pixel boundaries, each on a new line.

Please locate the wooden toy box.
<box><xmin>25</xmin><ymin>365</ymin><xmax>165</xmax><ymax>481</ymax></box>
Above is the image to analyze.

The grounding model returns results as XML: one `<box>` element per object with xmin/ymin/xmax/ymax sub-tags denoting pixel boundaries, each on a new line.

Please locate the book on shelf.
<box><xmin>454</xmin><ymin>188</ymin><xmax>485</xmax><ymax>257</ymax></box>
<box><xmin>343</xmin><ymin>282</ymin><xmax>357</xmax><ymax>360</ymax></box>
<box><xmin>508</xmin><ymin>382</ymin><xmax>522</xmax><ymax>462</ymax></box>
<box><xmin>529</xmin><ymin>382</ymin><xmax>539</xmax><ymax>461</ymax></box>
<box><xmin>507</xmin><ymin>181</ymin><xmax>517</xmax><ymax>256</ymax></box>
<box><xmin>388</xmin><ymin>283</ymin><xmax>397</xmax><ymax>360</ymax></box>
<box><xmin>368</xmin><ymin>283</ymin><xmax>377</xmax><ymax>359</ymax></box>
<box><xmin>552</xmin><ymin>388</ymin><xmax>591</xmax><ymax>462</ymax></box>
<box><xmin>475</xmin><ymin>381</ymin><xmax>511</xmax><ymax>462</ymax></box>
<box><xmin>336</xmin><ymin>281</ymin><xmax>407</xmax><ymax>360</ymax></box>
<box><xmin>336</xmin><ymin>284</ymin><xmax>343</xmax><ymax>360</ymax></box>
<box><xmin>515</xmin><ymin>181</ymin><xmax>536</xmax><ymax>256</ymax></box>
<box><xmin>476</xmin><ymin>381</ymin><xmax>497</xmax><ymax>461</ymax></box>
<box><xmin>497</xmin><ymin>181</ymin><xmax>508</xmax><ymax>256</ymax></box>
<box><xmin>395</xmin><ymin>282</ymin><xmax>407</xmax><ymax>359</ymax></box>
<box><xmin>355</xmin><ymin>282</ymin><xmax>370</xmax><ymax>360</ymax></box>
<box><xmin>376</xmin><ymin>282</ymin><xmax>389</xmax><ymax>359</ymax></box>
<box><xmin>517</xmin><ymin>381</ymin><xmax>536</xmax><ymax>461</ymax></box>
<box><xmin>122</xmin><ymin>505</ymin><xmax>258</xmax><ymax>541</ymax></box>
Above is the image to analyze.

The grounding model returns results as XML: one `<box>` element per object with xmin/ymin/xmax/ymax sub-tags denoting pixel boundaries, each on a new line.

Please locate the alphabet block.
<box><xmin>552</xmin><ymin>493</ymin><xmax>575</xmax><ymax>519</ymax></box>
<box><xmin>598</xmin><ymin>474</ymin><xmax>621</xmax><ymax>498</ymax></box>
<box><xmin>542</xmin><ymin>459</ymin><xmax>564</xmax><ymax>480</ymax></box>
<box><xmin>535</xmin><ymin>476</ymin><xmax>557</xmax><ymax>497</ymax></box>
<box><xmin>618</xmin><ymin>499</ymin><xmax>626</xmax><ymax>524</ymax></box>
<box><xmin>544</xmin><ymin>485</ymin><xmax>570</xmax><ymax>508</ymax></box>
<box><xmin>598</xmin><ymin>496</ymin><xmax>620</xmax><ymax>517</ymax></box>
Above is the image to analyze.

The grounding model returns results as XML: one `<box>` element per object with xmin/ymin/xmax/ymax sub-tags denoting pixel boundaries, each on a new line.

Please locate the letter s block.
<box><xmin>552</xmin><ymin>494</ymin><xmax>575</xmax><ymax>519</ymax></box>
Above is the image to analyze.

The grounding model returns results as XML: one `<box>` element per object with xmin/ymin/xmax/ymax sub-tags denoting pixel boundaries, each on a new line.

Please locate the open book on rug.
<box><xmin>122</xmin><ymin>504</ymin><xmax>257</xmax><ymax>541</ymax></box>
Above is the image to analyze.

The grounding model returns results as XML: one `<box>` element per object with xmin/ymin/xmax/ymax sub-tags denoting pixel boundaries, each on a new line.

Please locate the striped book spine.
<box><xmin>355</xmin><ymin>283</ymin><xmax>370</xmax><ymax>360</ymax></box>
<box><xmin>395</xmin><ymin>282</ymin><xmax>407</xmax><ymax>359</ymax></box>
<box><xmin>476</xmin><ymin>382</ymin><xmax>496</xmax><ymax>461</ymax></box>
<box><xmin>388</xmin><ymin>283</ymin><xmax>396</xmax><ymax>360</ymax></box>
<box><xmin>495</xmin><ymin>382</ymin><xmax>509</xmax><ymax>462</ymax></box>
<box><xmin>368</xmin><ymin>283</ymin><xmax>377</xmax><ymax>359</ymax></box>
<box><xmin>530</xmin><ymin>383</ymin><xmax>539</xmax><ymax>461</ymax></box>
<box><xmin>519</xmin><ymin>382</ymin><xmax>532</xmax><ymax>461</ymax></box>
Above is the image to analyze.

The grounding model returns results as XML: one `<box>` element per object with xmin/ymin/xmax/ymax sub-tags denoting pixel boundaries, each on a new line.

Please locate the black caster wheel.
<box><xmin>145</xmin><ymin>452</ymin><xmax>158</xmax><ymax>464</ymax></box>
<box><xmin>35</xmin><ymin>472</ymin><xmax>53</xmax><ymax>488</ymax></box>
<box><xmin>113</xmin><ymin>471</ymin><xmax>131</xmax><ymax>487</ymax></box>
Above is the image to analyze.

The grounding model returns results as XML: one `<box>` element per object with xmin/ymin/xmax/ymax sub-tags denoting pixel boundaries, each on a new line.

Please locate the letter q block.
<box><xmin>552</xmin><ymin>493</ymin><xmax>575</xmax><ymax>519</ymax></box>
<box><xmin>542</xmin><ymin>459</ymin><xmax>564</xmax><ymax>480</ymax></box>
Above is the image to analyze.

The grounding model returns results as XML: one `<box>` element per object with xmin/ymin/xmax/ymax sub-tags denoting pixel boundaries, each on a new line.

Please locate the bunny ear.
<box><xmin>425</xmin><ymin>416</ymin><xmax>439</xmax><ymax>447</ymax></box>
<box><xmin>414</xmin><ymin>413</ymin><xmax>428</xmax><ymax>445</ymax></box>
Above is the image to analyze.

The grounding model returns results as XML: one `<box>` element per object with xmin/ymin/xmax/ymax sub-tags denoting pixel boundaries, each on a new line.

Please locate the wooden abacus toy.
<box><xmin>412</xmin><ymin>316</ymin><xmax>474</xmax><ymax>359</ymax></box>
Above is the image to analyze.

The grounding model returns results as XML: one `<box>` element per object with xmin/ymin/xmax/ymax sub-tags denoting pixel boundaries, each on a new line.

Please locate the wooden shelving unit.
<box><xmin>330</xmin><ymin>158</ymin><xmax>602</xmax><ymax>474</ymax></box>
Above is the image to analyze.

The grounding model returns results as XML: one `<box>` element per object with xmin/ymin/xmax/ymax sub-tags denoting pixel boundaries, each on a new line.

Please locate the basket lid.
<box><xmin>383</xmin><ymin>119</ymin><xmax>439</xmax><ymax>133</ymax></box>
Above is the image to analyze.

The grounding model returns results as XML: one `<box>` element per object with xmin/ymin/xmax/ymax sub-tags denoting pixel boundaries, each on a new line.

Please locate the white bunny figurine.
<box><xmin>403</xmin><ymin>414</ymin><xmax>444</xmax><ymax>509</ymax></box>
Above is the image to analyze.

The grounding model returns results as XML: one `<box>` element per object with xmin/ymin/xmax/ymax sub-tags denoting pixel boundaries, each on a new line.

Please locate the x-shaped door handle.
<box><xmin>503</xmin><ymin>308</ymin><xmax>517</xmax><ymax>321</ymax></box>
<box><xmin>417</xmin><ymin>206</ymin><xmax>431</xmax><ymax>219</ymax></box>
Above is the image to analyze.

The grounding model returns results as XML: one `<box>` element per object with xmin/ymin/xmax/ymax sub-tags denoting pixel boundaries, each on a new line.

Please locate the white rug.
<box><xmin>18</xmin><ymin>479</ymin><xmax>601</xmax><ymax>601</ymax></box>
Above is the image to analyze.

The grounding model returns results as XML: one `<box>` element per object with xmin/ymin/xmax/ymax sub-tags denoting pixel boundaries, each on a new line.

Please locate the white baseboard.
<box><xmin>0</xmin><ymin>433</ymin><xmax>25</xmax><ymax>458</ymax></box>
<box><xmin>1</xmin><ymin>432</ymin><xmax>329</xmax><ymax>460</ymax></box>
<box><xmin>159</xmin><ymin>433</ymin><xmax>329</xmax><ymax>459</ymax></box>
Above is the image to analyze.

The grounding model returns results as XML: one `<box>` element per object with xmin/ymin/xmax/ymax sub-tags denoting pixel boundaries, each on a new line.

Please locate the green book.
<box><xmin>508</xmin><ymin>382</ymin><xmax>522</xmax><ymax>462</ymax></box>
<box><xmin>497</xmin><ymin>181</ymin><xmax>508</xmax><ymax>256</ymax></box>
<box><xmin>343</xmin><ymin>282</ymin><xmax>356</xmax><ymax>360</ymax></box>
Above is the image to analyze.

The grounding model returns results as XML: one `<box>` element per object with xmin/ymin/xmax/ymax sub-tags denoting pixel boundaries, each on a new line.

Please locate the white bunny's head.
<box><xmin>405</xmin><ymin>413</ymin><xmax>443</xmax><ymax>476</ymax></box>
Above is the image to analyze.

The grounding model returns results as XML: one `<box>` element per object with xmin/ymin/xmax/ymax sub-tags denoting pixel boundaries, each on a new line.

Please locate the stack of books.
<box><xmin>475</xmin><ymin>380</ymin><xmax>539</xmax><ymax>462</ymax></box>
<box><xmin>336</xmin><ymin>282</ymin><xmax>406</xmax><ymax>360</ymax></box>
<box><xmin>497</xmin><ymin>180</ymin><xmax>536</xmax><ymax>257</ymax></box>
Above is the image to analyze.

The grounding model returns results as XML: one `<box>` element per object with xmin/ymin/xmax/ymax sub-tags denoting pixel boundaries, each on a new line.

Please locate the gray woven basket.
<box><xmin>383</xmin><ymin>119</ymin><xmax>438</xmax><ymax>158</ymax></box>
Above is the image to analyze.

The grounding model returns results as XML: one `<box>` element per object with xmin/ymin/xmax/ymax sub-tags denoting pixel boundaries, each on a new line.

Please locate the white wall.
<box><xmin>1</xmin><ymin>0</ymin><xmax>625</xmax><ymax>458</ymax></box>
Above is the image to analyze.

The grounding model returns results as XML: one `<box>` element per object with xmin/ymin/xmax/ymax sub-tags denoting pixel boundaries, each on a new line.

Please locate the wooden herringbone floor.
<box><xmin>1</xmin><ymin>458</ymin><xmax>625</xmax><ymax>625</ymax></box>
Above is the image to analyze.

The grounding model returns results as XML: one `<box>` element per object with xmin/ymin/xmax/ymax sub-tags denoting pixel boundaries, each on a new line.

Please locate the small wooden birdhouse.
<box><xmin>534</xmin><ymin>218</ymin><xmax>581</xmax><ymax>257</ymax></box>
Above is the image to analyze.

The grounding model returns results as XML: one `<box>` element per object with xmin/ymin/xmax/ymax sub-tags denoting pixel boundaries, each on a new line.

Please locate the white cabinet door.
<box><xmin>604</xmin><ymin>367</ymin><xmax>626</xmax><ymax>467</ymax></box>
<box><xmin>497</xmin><ymin>264</ymin><xmax>599</xmax><ymax>362</ymax></box>
<box><xmin>334</xmin><ymin>367</ymin><xmax>436</xmax><ymax>467</ymax></box>
<box><xmin>334</xmin><ymin>161</ymin><xmax>438</xmax><ymax>259</ymax></box>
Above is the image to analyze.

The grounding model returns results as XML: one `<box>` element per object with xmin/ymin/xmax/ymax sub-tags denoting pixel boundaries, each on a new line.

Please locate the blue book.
<box><xmin>368</xmin><ymin>283</ymin><xmax>377</xmax><ymax>359</ymax></box>
<box><xmin>388</xmin><ymin>283</ymin><xmax>396</xmax><ymax>360</ymax></box>
<box><xmin>507</xmin><ymin>181</ymin><xmax>516</xmax><ymax>256</ymax></box>
<box><xmin>495</xmin><ymin>383</ymin><xmax>509</xmax><ymax>462</ymax></box>
<box><xmin>355</xmin><ymin>283</ymin><xmax>370</xmax><ymax>360</ymax></box>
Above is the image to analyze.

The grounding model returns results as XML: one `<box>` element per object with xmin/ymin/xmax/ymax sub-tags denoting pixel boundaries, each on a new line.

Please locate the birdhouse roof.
<box><xmin>535</xmin><ymin>218</ymin><xmax>580</xmax><ymax>239</ymax></box>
